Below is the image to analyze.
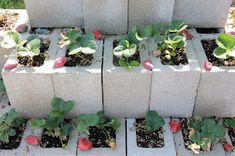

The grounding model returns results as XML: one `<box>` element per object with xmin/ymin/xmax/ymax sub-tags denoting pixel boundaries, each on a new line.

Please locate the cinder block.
<box><xmin>83</xmin><ymin>0</ymin><xmax>128</xmax><ymax>35</ymax></box>
<box><xmin>0</xmin><ymin>9</ymin><xmax>28</xmax><ymax>77</ymax></box>
<box><xmin>174</xmin><ymin>119</ymin><xmax>226</xmax><ymax>156</ymax></box>
<box><xmin>188</xmin><ymin>28</ymin><xmax>224</xmax><ymax>39</ymax></box>
<box><xmin>52</xmin><ymin>39</ymin><xmax>103</xmax><ymax>116</ymax></box>
<box><xmin>24</xmin><ymin>0</ymin><xmax>84</xmax><ymax>28</ymax></box>
<box><xmin>127</xmin><ymin>118</ymin><xmax>176</xmax><ymax>156</ymax></box>
<box><xmin>149</xmin><ymin>40</ymin><xmax>201</xmax><ymax>117</ymax></box>
<box><xmin>1</xmin><ymin>30</ymin><xmax>61</xmax><ymax>118</ymax></box>
<box><xmin>0</xmin><ymin>93</ymin><xmax>11</xmax><ymax>116</ymax></box>
<box><xmin>25</xmin><ymin>122</ymin><xmax>77</xmax><ymax>156</ymax></box>
<box><xmin>103</xmin><ymin>36</ymin><xmax>151</xmax><ymax>118</ymax></box>
<box><xmin>77</xmin><ymin>119</ymin><xmax>126</xmax><ymax>156</ymax></box>
<box><xmin>193</xmin><ymin>35</ymin><xmax>235</xmax><ymax>117</ymax></box>
<box><xmin>173</xmin><ymin>0</ymin><xmax>232</xmax><ymax>28</ymax></box>
<box><xmin>129</xmin><ymin>0</ymin><xmax>174</xmax><ymax>30</ymax></box>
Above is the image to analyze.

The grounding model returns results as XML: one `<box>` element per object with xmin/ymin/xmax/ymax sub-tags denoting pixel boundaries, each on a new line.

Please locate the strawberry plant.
<box><xmin>188</xmin><ymin>118</ymin><xmax>226</xmax><ymax>153</ymax></box>
<box><xmin>0</xmin><ymin>108</ymin><xmax>25</xmax><ymax>143</ymax></box>
<box><xmin>224</xmin><ymin>118</ymin><xmax>235</xmax><ymax>129</ymax></box>
<box><xmin>145</xmin><ymin>111</ymin><xmax>165</xmax><ymax>131</ymax></box>
<box><xmin>144</xmin><ymin>21</ymin><xmax>188</xmax><ymax>65</ymax></box>
<box><xmin>59</xmin><ymin>29</ymin><xmax>97</xmax><ymax>56</ymax></box>
<box><xmin>75</xmin><ymin>111</ymin><xmax>121</xmax><ymax>149</ymax></box>
<box><xmin>31</xmin><ymin>97</ymin><xmax>74</xmax><ymax>148</ymax></box>
<box><xmin>213</xmin><ymin>34</ymin><xmax>235</xmax><ymax>59</ymax></box>
<box><xmin>1</xmin><ymin>32</ymin><xmax>42</xmax><ymax>57</ymax></box>
<box><xmin>113</xmin><ymin>25</ymin><xmax>143</xmax><ymax>69</ymax></box>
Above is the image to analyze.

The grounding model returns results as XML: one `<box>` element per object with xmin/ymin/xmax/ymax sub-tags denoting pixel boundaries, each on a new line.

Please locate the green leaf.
<box><xmin>118</xmin><ymin>59</ymin><xmax>130</xmax><ymax>69</ymax></box>
<box><xmin>123</xmin><ymin>44</ymin><xmax>137</xmax><ymax>58</ymax></box>
<box><xmin>113</xmin><ymin>45</ymin><xmax>125</xmax><ymax>57</ymax></box>
<box><xmin>224</xmin><ymin>119</ymin><xmax>235</xmax><ymax>129</ymax></box>
<box><xmin>146</xmin><ymin>111</ymin><xmax>165</xmax><ymax>131</ymax></box>
<box><xmin>49</xmin><ymin>110</ymin><xmax>64</xmax><ymax>118</ymax></box>
<box><xmin>109</xmin><ymin>118</ymin><xmax>121</xmax><ymax>131</ymax></box>
<box><xmin>216</xmin><ymin>34</ymin><xmax>235</xmax><ymax>50</ymax></box>
<box><xmin>0</xmin><ymin>133</ymin><xmax>9</xmax><ymax>143</ymax></box>
<box><xmin>76</xmin><ymin>113</ymin><xmax>99</xmax><ymax>134</ymax></box>
<box><xmin>52</xmin><ymin>97</ymin><xmax>65</xmax><ymax>110</ymax></box>
<box><xmin>31</xmin><ymin>119</ymin><xmax>46</xmax><ymax>128</ymax></box>
<box><xmin>169</xmin><ymin>20</ymin><xmax>188</xmax><ymax>33</ymax></box>
<box><xmin>1</xmin><ymin>32</ymin><xmax>22</xmax><ymax>48</ymax></box>
<box><xmin>27</xmin><ymin>35</ymin><xmax>40</xmax><ymax>42</ymax></box>
<box><xmin>213</xmin><ymin>47</ymin><xmax>227</xmax><ymax>59</ymax></box>
<box><xmin>7</xmin><ymin>128</ymin><xmax>16</xmax><ymax>136</ymax></box>
<box><xmin>26</xmin><ymin>39</ymin><xmax>41</xmax><ymax>51</ymax></box>
<box><xmin>144</xmin><ymin>25</ymin><xmax>154</xmax><ymax>38</ymax></box>
<box><xmin>129</xmin><ymin>60</ymin><xmax>140</xmax><ymax>67</ymax></box>
<box><xmin>62</xmin><ymin>123</ymin><xmax>73</xmax><ymax>136</ymax></box>
<box><xmin>63</xmin><ymin>101</ymin><xmax>74</xmax><ymax>112</ymax></box>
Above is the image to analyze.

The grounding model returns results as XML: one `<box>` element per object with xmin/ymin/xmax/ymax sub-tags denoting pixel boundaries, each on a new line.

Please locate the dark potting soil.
<box><xmin>40</xmin><ymin>120</ymin><xmax>71</xmax><ymax>148</ymax></box>
<box><xmin>17</xmin><ymin>39</ymin><xmax>50</xmax><ymax>67</ymax></box>
<box><xmin>159</xmin><ymin>48</ymin><xmax>188</xmax><ymax>66</ymax></box>
<box><xmin>29</xmin><ymin>28</ymin><xmax>54</xmax><ymax>35</ymax></box>
<box><xmin>196</xmin><ymin>28</ymin><xmax>220</xmax><ymax>34</ymax></box>
<box><xmin>40</xmin><ymin>130</ymin><xmax>69</xmax><ymax>148</ymax></box>
<box><xmin>0</xmin><ymin>121</ymin><xmax>26</xmax><ymax>150</ymax></box>
<box><xmin>88</xmin><ymin>126</ymin><xmax>116</xmax><ymax>148</ymax></box>
<box><xmin>0</xmin><ymin>12</ymin><xmax>19</xmax><ymax>31</ymax></box>
<box><xmin>201</xmin><ymin>40</ymin><xmax>235</xmax><ymax>66</ymax></box>
<box><xmin>228</xmin><ymin>128</ymin><xmax>235</xmax><ymax>147</ymax></box>
<box><xmin>113</xmin><ymin>40</ymin><xmax>141</xmax><ymax>66</ymax></box>
<box><xmin>65</xmin><ymin>51</ymin><xmax>94</xmax><ymax>67</ymax></box>
<box><xmin>135</xmin><ymin>119</ymin><xmax>164</xmax><ymax>148</ymax></box>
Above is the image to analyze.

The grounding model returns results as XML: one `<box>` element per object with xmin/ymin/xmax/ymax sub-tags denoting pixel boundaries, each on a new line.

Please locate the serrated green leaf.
<box><xmin>49</xmin><ymin>110</ymin><xmax>64</xmax><ymax>118</ymax></box>
<box><xmin>31</xmin><ymin>119</ymin><xmax>46</xmax><ymax>128</ymax></box>
<box><xmin>213</xmin><ymin>47</ymin><xmax>227</xmax><ymax>59</ymax></box>
<box><xmin>146</xmin><ymin>111</ymin><xmax>165</xmax><ymax>131</ymax></box>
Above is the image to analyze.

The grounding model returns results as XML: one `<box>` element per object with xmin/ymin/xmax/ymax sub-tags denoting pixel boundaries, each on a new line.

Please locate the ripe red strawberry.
<box><xmin>15</xmin><ymin>24</ymin><xmax>28</xmax><ymax>33</ymax></box>
<box><xmin>54</xmin><ymin>57</ymin><xmax>67</xmax><ymax>67</ymax></box>
<box><xmin>109</xmin><ymin>139</ymin><xmax>116</xmax><ymax>150</ymax></box>
<box><xmin>181</xmin><ymin>29</ymin><xmax>194</xmax><ymax>40</ymax></box>
<box><xmin>92</xmin><ymin>31</ymin><xmax>103</xmax><ymax>40</ymax></box>
<box><xmin>143</xmin><ymin>59</ymin><xmax>154</xmax><ymax>71</ymax></box>
<box><xmin>25</xmin><ymin>135</ymin><xmax>39</xmax><ymax>146</ymax></box>
<box><xmin>4</xmin><ymin>63</ymin><xmax>17</xmax><ymax>70</ymax></box>
<box><xmin>169</xmin><ymin>120</ymin><xmax>181</xmax><ymax>133</ymax></box>
<box><xmin>204</xmin><ymin>61</ymin><xmax>213</xmax><ymax>71</ymax></box>
<box><xmin>78</xmin><ymin>138</ymin><xmax>92</xmax><ymax>151</ymax></box>
<box><xmin>224</xmin><ymin>144</ymin><xmax>233</xmax><ymax>152</ymax></box>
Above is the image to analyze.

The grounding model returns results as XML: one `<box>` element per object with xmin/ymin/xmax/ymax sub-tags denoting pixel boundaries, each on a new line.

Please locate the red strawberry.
<box><xmin>54</xmin><ymin>57</ymin><xmax>67</xmax><ymax>67</ymax></box>
<box><xmin>78</xmin><ymin>138</ymin><xmax>92</xmax><ymax>151</ymax></box>
<box><xmin>204</xmin><ymin>61</ymin><xmax>213</xmax><ymax>71</ymax></box>
<box><xmin>15</xmin><ymin>24</ymin><xmax>28</xmax><ymax>33</ymax></box>
<box><xmin>143</xmin><ymin>59</ymin><xmax>154</xmax><ymax>71</ymax></box>
<box><xmin>224</xmin><ymin>144</ymin><xmax>233</xmax><ymax>152</ymax></box>
<box><xmin>181</xmin><ymin>29</ymin><xmax>194</xmax><ymax>40</ymax></box>
<box><xmin>169</xmin><ymin>120</ymin><xmax>181</xmax><ymax>133</ymax></box>
<box><xmin>25</xmin><ymin>135</ymin><xmax>39</xmax><ymax>146</ymax></box>
<box><xmin>92</xmin><ymin>31</ymin><xmax>103</xmax><ymax>40</ymax></box>
<box><xmin>4</xmin><ymin>63</ymin><xmax>17</xmax><ymax>70</ymax></box>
